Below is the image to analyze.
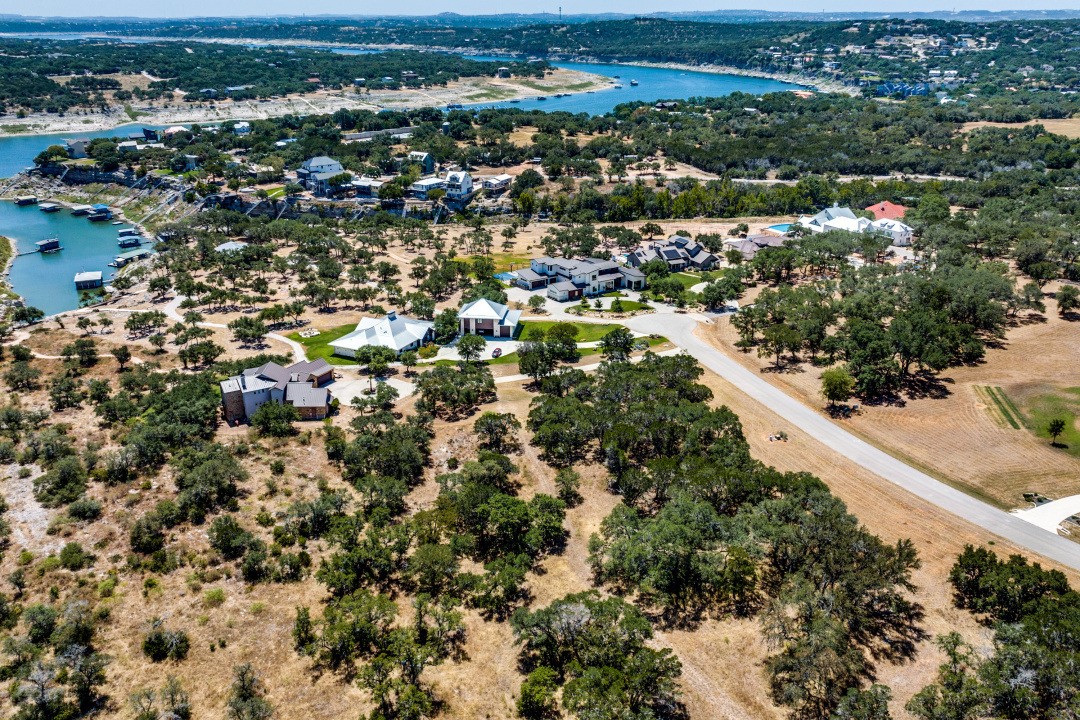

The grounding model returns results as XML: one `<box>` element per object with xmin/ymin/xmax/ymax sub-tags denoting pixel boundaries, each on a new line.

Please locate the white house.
<box><xmin>329</xmin><ymin>311</ymin><xmax>434</xmax><ymax>357</ymax></box>
<box><xmin>233</xmin><ymin>121</ymin><xmax>251</xmax><ymax>135</ymax></box>
<box><xmin>458</xmin><ymin>298</ymin><xmax>521</xmax><ymax>338</ymax></box>
<box><xmin>411</xmin><ymin>177</ymin><xmax>447</xmax><ymax>199</ymax></box>
<box><xmin>445</xmin><ymin>171</ymin><xmax>473</xmax><ymax>200</ymax></box>
<box><xmin>528</xmin><ymin>257</ymin><xmax>646</xmax><ymax>297</ymax></box>
<box><xmin>297</xmin><ymin>156</ymin><xmax>345</xmax><ymax>195</ymax></box>
<box><xmin>869</xmin><ymin>218</ymin><xmax>914</xmax><ymax>246</ymax></box>
<box><xmin>482</xmin><ymin>174</ymin><xmax>513</xmax><ymax>192</ymax></box>
<box><xmin>797</xmin><ymin>205</ymin><xmax>861</xmax><ymax>233</ymax></box>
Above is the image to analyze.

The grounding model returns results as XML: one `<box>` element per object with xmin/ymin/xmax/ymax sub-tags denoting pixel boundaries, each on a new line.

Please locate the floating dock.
<box><xmin>38</xmin><ymin>202</ymin><xmax>61</xmax><ymax>213</ymax></box>
<box><xmin>14</xmin><ymin>195</ymin><xmax>37</xmax><ymax>206</ymax></box>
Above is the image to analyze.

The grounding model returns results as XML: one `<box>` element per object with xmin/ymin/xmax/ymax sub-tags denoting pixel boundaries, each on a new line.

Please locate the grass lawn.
<box><xmin>286</xmin><ymin>324</ymin><xmax>358</xmax><ymax>365</ymax></box>
<box><xmin>264</xmin><ymin>185</ymin><xmax>286</xmax><ymax>199</ymax></box>
<box><xmin>569</xmin><ymin>300</ymin><xmax>650</xmax><ymax>315</ymax></box>
<box><xmin>672</xmin><ymin>272</ymin><xmax>705</xmax><ymax>289</ymax></box>
<box><xmin>1019</xmin><ymin>387</ymin><xmax>1080</xmax><ymax>457</ymax></box>
<box><xmin>480</xmin><ymin>335</ymin><xmax>669</xmax><ymax>369</ymax></box>
<box><xmin>488</xmin><ymin>252</ymin><xmax>533</xmax><ymax>273</ymax></box>
<box><xmin>518</xmin><ymin>320</ymin><xmax>623</xmax><ymax>342</ymax></box>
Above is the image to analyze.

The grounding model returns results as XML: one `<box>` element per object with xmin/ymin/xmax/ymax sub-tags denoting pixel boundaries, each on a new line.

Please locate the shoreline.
<box><xmin>0</xmin><ymin>65</ymin><xmax>609</xmax><ymax>139</ymax></box>
<box><xmin>0</xmin><ymin>232</ymin><xmax>21</xmax><ymax>302</ymax></box>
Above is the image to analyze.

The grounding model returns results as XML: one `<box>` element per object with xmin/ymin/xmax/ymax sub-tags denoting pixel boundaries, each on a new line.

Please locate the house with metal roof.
<box><xmin>526</xmin><ymin>256</ymin><xmax>646</xmax><ymax>298</ymax></box>
<box><xmin>329</xmin><ymin>311</ymin><xmax>434</xmax><ymax>357</ymax></box>
<box><xmin>626</xmin><ymin>236</ymin><xmax>719</xmax><ymax>271</ymax></box>
<box><xmin>458</xmin><ymin>299</ymin><xmax>521</xmax><ymax>338</ymax></box>
<box><xmin>220</xmin><ymin>359</ymin><xmax>334</xmax><ymax>424</ymax></box>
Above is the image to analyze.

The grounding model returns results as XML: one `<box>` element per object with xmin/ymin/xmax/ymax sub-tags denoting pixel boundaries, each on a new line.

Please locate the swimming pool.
<box><xmin>767</xmin><ymin>223</ymin><xmax>793</xmax><ymax>234</ymax></box>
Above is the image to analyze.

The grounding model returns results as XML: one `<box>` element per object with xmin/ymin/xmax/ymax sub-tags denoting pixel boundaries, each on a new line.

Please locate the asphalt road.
<box><xmin>624</xmin><ymin>313</ymin><xmax>1080</xmax><ymax>570</ymax></box>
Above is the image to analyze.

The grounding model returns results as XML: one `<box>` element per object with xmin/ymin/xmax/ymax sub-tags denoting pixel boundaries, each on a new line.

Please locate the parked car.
<box><xmin>491</xmin><ymin>347</ymin><xmax>503</xmax><ymax>358</ymax></box>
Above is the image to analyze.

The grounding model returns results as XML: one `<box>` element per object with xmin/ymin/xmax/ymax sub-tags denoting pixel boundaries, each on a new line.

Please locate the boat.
<box><xmin>88</xmin><ymin>211</ymin><xmax>112</xmax><ymax>222</ymax></box>
<box><xmin>117</xmin><ymin>227</ymin><xmax>140</xmax><ymax>238</ymax></box>
<box><xmin>630</xmin><ymin>79</ymin><xmax>639</xmax><ymax>86</ymax></box>
<box><xmin>613</xmin><ymin>84</ymin><xmax>623</xmax><ymax>89</ymax></box>
<box><xmin>537</xmin><ymin>95</ymin><xmax>547</xmax><ymax>101</ymax></box>
<box><xmin>38</xmin><ymin>203</ymin><xmax>61</xmax><ymax>213</ymax></box>
<box><xmin>612</xmin><ymin>75</ymin><xmax>621</xmax><ymax>79</ymax></box>
<box><xmin>445</xmin><ymin>103</ymin><xmax>463</xmax><ymax>111</ymax></box>
<box><xmin>35</xmin><ymin>237</ymin><xmax>61</xmax><ymax>253</ymax></box>
<box><xmin>111</xmin><ymin>220</ymin><xmax>124</xmax><ymax>225</ymax></box>
<box><xmin>509</xmin><ymin>99</ymin><xmax>521</xmax><ymax>103</ymax></box>
<box><xmin>14</xmin><ymin>196</ymin><xmax>37</xmax><ymax>206</ymax></box>
<box><xmin>118</xmin><ymin>236</ymin><xmax>142</xmax><ymax>249</ymax></box>
<box><xmin>70</xmin><ymin>205</ymin><xmax>93</xmax><ymax>216</ymax></box>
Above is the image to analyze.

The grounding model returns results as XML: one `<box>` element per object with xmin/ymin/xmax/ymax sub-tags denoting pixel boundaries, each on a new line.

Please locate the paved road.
<box><xmin>623</xmin><ymin>313</ymin><xmax>1080</xmax><ymax>570</ymax></box>
<box><xmin>1015</xmin><ymin>494</ymin><xmax>1080</xmax><ymax>533</ymax></box>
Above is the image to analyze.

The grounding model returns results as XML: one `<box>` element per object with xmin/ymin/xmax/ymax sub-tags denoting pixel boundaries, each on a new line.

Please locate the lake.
<box><xmin>0</xmin><ymin>201</ymin><xmax>135</xmax><ymax>316</ymax></box>
<box><xmin>0</xmin><ymin>53</ymin><xmax>801</xmax><ymax>314</ymax></box>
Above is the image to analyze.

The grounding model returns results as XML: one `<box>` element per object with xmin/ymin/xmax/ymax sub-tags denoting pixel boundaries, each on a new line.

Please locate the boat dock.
<box><xmin>17</xmin><ymin>236</ymin><xmax>63</xmax><ymax>256</ymax></box>
<box><xmin>38</xmin><ymin>202</ymin><xmax>61</xmax><ymax>213</ymax></box>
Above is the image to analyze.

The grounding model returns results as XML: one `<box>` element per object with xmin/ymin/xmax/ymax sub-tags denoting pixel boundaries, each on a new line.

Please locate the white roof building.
<box><xmin>329</xmin><ymin>311</ymin><xmax>434</xmax><ymax>357</ymax></box>
<box><xmin>458</xmin><ymin>298</ymin><xmax>521</xmax><ymax>338</ymax></box>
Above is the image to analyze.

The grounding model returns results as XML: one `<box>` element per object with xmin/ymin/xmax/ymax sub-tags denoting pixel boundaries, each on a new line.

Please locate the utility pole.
<box><xmin>559</xmin><ymin>6</ymin><xmax>562</xmax><ymax>21</ymax></box>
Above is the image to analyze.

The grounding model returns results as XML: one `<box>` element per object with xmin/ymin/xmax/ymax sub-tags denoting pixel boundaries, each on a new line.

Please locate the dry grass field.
<box><xmin>705</xmin><ymin>284</ymin><xmax>1080</xmax><ymax>510</ymax></box>
<box><xmin>960</xmin><ymin>117</ymin><xmax>1080</xmax><ymax>139</ymax></box>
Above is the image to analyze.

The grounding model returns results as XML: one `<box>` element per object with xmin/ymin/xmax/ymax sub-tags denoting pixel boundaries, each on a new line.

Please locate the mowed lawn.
<box><xmin>286</xmin><ymin>324</ymin><xmax>356</xmax><ymax>365</ymax></box>
<box><xmin>1019</xmin><ymin>386</ymin><xmax>1080</xmax><ymax>457</ymax></box>
<box><xmin>518</xmin><ymin>320</ymin><xmax>622</xmax><ymax>342</ymax></box>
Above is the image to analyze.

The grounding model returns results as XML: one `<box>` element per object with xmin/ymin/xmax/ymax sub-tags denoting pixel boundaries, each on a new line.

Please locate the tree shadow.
<box><xmin>901</xmin><ymin>372</ymin><xmax>953</xmax><ymax>401</ymax></box>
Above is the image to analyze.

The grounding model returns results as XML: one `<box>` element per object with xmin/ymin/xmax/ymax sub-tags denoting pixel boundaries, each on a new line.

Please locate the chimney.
<box><xmin>387</xmin><ymin>310</ymin><xmax>397</xmax><ymax>321</ymax></box>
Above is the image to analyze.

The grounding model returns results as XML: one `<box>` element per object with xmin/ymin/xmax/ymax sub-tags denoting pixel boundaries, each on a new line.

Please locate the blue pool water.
<box><xmin>767</xmin><ymin>223</ymin><xmax>793</xmax><ymax>234</ymax></box>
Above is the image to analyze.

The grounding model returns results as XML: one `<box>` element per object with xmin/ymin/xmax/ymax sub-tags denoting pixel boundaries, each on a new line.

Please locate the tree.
<box><xmin>227</xmin><ymin>664</ymin><xmax>273</xmax><ymax>720</ymax></box>
<box><xmin>527</xmin><ymin>295</ymin><xmax>547</xmax><ymax>313</ymax></box>
<box><xmin>1048</xmin><ymin>417</ymin><xmax>1066</xmax><ymax>446</ymax></box>
<box><xmin>399</xmin><ymin>350</ymin><xmax>418</xmax><ymax>375</ymax></box>
<box><xmin>433</xmin><ymin>309</ymin><xmax>459</xmax><ymax>344</ymax></box>
<box><xmin>821</xmin><ymin>367</ymin><xmax>857</xmax><ymax>408</ymax></box>
<box><xmin>250</xmin><ymin>402</ymin><xmax>300</xmax><ymax>437</ymax></box>
<box><xmin>110</xmin><ymin>345</ymin><xmax>132</xmax><ymax>370</ymax></box>
<box><xmin>474</xmin><ymin>412</ymin><xmax>521</xmax><ymax>453</ymax></box>
<box><xmin>457</xmin><ymin>333</ymin><xmax>487</xmax><ymax>362</ymax></box>
<box><xmin>1057</xmin><ymin>284</ymin><xmax>1080</xmax><ymax>317</ymax></box>
<box><xmin>517</xmin><ymin>667</ymin><xmax>559</xmax><ymax>719</ymax></box>
<box><xmin>598</xmin><ymin>327</ymin><xmax>635</xmax><ymax>363</ymax></box>
<box><xmin>11</xmin><ymin>306</ymin><xmax>44</xmax><ymax>326</ymax></box>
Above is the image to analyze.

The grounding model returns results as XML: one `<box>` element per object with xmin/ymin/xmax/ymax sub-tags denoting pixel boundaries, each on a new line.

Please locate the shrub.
<box><xmin>130</xmin><ymin>513</ymin><xmax>166</xmax><ymax>554</ymax></box>
<box><xmin>58</xmin><ymin>542</ymin><xmax>94</xmax><ymax>571</ymax></box>
<box><xmin>67</xmin><ymin>496</ymin><xmax>103</xmax><ymax>521</ymax></box>
<box><xmin>250</xmin><ymin>401</ymin><xmax>299</xmax><ymax>438</ymax></box>
<box><xmin>33</xmin><ymin>456</ymin><xmax>87</xmax><ymax>506</ymax></box>
<box><xmin>143</xmin><ymin>624</ymin><xmax>191</xmax><ymax>662</ymax></box>
<box><xmin>203</xmin><ymin>588</ymin><xmax>226</xmax><ymax>608</ymax></box>
<box><xmin>208</xmin><ymin>515</ymin><xmax>253</xmax><ymax>560</ymax></box>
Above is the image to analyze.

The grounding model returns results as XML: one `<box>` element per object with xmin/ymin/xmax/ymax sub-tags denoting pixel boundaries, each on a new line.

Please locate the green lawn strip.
<box><xmin>518</xmin><ymin>320</ymin><xmax>622</xmax><ymax>342</ymax></box>
<box><xmin>286</xmin><ymin>324</ymin><xmax>358</xmax><ymax>365</ymax></box>
<box><xmin>995</xmin><ymin>386</ymin><xmax>1027</xmax><ymax>426</ymax></box>
<box><xmin>980</xmin><ymin>386</ymin><xmax>1020</xmax><ymax>429</ymax></box>
<box><xmin>673</xmin><ymin>272</ymin><xmax>705</xmax><ymax>289</ymax></box>
<box><xmin>487</xmin><ymin>252</ymin><xmax>533</xmax><ymax>273</ymax></box>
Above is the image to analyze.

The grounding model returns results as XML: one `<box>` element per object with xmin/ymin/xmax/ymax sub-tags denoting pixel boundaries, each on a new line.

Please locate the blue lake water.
<box><xmin>0</xmin><ymin>51</ymin><xmax>802</xmax><ymax>314</ymax></box>
<box><xmin>0</xmin><ymin>201</ymin><xmax>132</xmax><ymax>316</ymax></box>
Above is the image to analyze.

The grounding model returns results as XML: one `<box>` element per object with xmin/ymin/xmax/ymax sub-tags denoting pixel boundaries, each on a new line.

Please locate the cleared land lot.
<box><xmin>705</xmin><ymin>286</ymin><xmax>1080</xmax><ymax>511</ymax></box>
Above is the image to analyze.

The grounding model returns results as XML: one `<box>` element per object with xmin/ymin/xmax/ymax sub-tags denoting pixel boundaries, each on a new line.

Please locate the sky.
<box><xmin>13</xmin><ymin>0</ymin><xmax>1080</xmax><ymax>18</ymax></box>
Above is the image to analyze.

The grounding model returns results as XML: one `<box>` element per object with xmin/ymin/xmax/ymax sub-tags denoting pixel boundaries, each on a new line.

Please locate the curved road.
<box><xmin>624</xmin><ymin>313</ymin><xmax>1080</xmax><ymax>571</ymax></box>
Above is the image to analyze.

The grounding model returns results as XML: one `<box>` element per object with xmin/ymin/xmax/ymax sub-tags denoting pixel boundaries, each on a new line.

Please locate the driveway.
<box><xmin>622</xmin><ymin>313</ymin><xmax>1080</xmax><ymax>570</ymax></box>
<box><xmin>1014</xmin><ymin>495</ymin><xmax>1080</xmax><ymax>534</ymax></box>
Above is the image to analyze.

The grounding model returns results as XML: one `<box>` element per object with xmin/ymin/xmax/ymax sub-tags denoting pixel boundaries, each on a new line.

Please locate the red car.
<box><xmin>491</xmin><ymin>348</ymin><xmax>503</xmax><ymax>358</ymax></box>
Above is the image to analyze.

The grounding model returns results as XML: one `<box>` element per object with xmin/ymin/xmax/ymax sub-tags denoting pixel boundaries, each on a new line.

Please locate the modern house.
<box><xmin>482</xmin><ymin>174</ymin><xmax>513</xmax><ymax>192</ymax></box>
<box><xmin>64</xmin><ymin>139</ymin><xmax>90</xmax><ymax>159</ymax></box>
<box><xmin>220</xmin><ymin>359</ymin><xmax>334</xmax><ymax>424</ymax></box>
<box><xmin>74</xmin><ymin>271</ymin><xmax>103</xmax><ymax>290</ymax></box>
<box><xmin>405</xmin><ymin>151</ymin><xmax>435</xmax><ymax>174</ymax></box>
<box><xmin>626</xmin><ymin>236</ymin><xmax>719</xmax><ymax>271</ymax></box>
<box><xmin>410</xmin><ymin>177</ymin><xmax>447</xmax><ymax>199</ymax></box>
<box><xmin>444</xmin><ymin>171</ymin><xmax>473</xmax><ymax>201</ymax></box>
<box><xmin>525</xmin><ymin>257</ymin><xmax>646</xmax><ymax>298</ymax></box>
<box><xmin>329</xmin><ymin>311</ymin><xmax>434</xmax><ymax>357</ymax></box>
<box><xmin>296</xmin><ymin>156</ymin><xmax>346</xmax><ymax>195</ymax></box>
<box><xmin>722</xmin><ymin>234</ymin><xmax>787</xmax><ymax>261</ymax></box>
<box><xmin>351</xmin><ymin>177</ymin><xmax>385</xmax><ymax>198</ymax></box>
<box><xmin>458</xmin><ymin>299</ymin><xmax>521</xmax><ymax>338</ymax></box>
<box><xmin>233</xmin><ymin>121</ymin><xmax>251</xmax><ymax>135</ymax></box>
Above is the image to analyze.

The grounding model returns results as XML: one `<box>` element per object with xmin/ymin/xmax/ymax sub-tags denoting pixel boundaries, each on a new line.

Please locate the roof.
<box><xmin>515</xmin><ymin>268</ymin><xmax>546</xmax><ymax>283</ymax></box>
<box><xmin>215</xmin><ymin>241</ymin><xmax>248</xmax><ymax>253</ymax></box>
<box><xmin>74</xmin><ymin>271</ymin><xmax>102</xmax><ymax>282</ymax></box>
<box><xmin>330</xmin><ymin>312</ymin><xmax>433</xmax><ymax>353</ymax></box>
<box><xmin>458</xmin><ymin>298</ymin><xmax>521</xmax><ymax>328</ymax></box>
<box><xmin>284</xmin><ymin>382</ymin><xmax>330</xmax><ymax>409</ymax></box>
<box><xmin>866</xmin><ymin>200</ymin><xmax>908</xmax><ymax>221</ymax></box>
<box><xmin>412</xmin><ymin>177</ymin><xmax>446</xmax><ymax>189</ymax></box>
<box><xmin>300</xmin><ymin>156</ymin><xmax>342</xmax><ymax>171</ymax></box>
<box><xmin>550</xmin><ymin>281</ymin><xmax>579</xmax><ymax>292</ymax></box>
<box><xmin>239</xmin><ymin>359</ymin><xmax>331</xmax><ymax>391</ymax></box>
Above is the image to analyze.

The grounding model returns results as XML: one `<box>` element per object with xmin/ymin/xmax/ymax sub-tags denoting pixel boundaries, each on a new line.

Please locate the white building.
<box><xmin>797</xmin><ymin>204</ymin><xmax>913</xmax><ymax>246</ymax></box>
<box><xmin>329</xmin><ymin>311</ymin><xmax>434</xmax><ymax>357</ymax></box>
<box><xmin>482</xmin><ymin>174</ymin><xmax>513</xmax><ymax>191</ymax></box>
<box><xmin>458</xmin><ymin>298</ymin><xmax>521</xmax><ymax>338</ymax></box>
<box><xmin>445</xmin><ymin>171</ymin><xmax>473</xmax><ymax>200</ymax></box>
<box><xmin>410</xmin><ymin>177</ymin><xmax>447</xmax><ymax>199</ymax></box>
<box><xmin>869</xmin><ymin>218</ymin><xmax>914</xmax><ymax>246</ymax></box>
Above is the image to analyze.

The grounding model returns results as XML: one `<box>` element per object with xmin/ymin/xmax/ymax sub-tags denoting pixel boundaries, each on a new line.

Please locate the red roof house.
<box><xmin>866</xmin><ymin>201</ymin><xmax>908</xmax><ymax>221</ymax></box>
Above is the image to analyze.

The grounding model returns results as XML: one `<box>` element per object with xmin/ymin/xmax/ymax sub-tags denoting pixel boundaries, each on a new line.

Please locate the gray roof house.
<box><xmin>627</xmin><ymin>236</ymin><xmax>719</xmax><ymax>271</ymax></box>
<box><xmin>527</xmin><ymin>256</ymin><xmax>646</xmax><ymax>298</ymax></box>
<box><xmin>722</xmin><ymin>234</ymin><xmax>787</xmax><ymax>260</ymax></box>
<box><xmin>220</xmin><ymin>359</ymin><xmax>334</xmax><ymax>424</ymax></box>
<box><xmin>329</xmin><ymin>311</ymin><xmax>434</xmax><ymax>357</ymax></box>
<box><xmin>296</xmin><ymin>156</ymin><xmax>345</xmax><ymax>195</ymax></box>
